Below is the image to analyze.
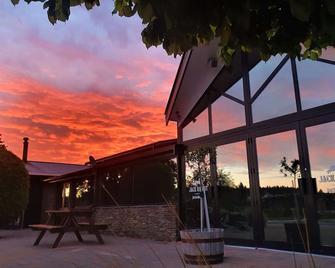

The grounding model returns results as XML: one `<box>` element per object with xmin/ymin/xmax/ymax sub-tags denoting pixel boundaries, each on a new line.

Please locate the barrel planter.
<box><xmin>180</xmin><ymin>228</ymin><xmax>224</xmax><ymax>265</ymax></box>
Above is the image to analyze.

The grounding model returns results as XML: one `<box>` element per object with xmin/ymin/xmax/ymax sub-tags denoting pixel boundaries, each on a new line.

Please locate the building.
<box><xmin>42</xmin><ymin>139</ymin><xmax>178</xmax><ymax>241</ymax></box>
<box><xmin>22</xmin><ymin>137</ymin><xmax>87</xmax><ymax>226</ymax></box>
<box><xmin>166</xmin><ymin>41</ymin><xmax>335</xmax><ymax>255</ymax></box>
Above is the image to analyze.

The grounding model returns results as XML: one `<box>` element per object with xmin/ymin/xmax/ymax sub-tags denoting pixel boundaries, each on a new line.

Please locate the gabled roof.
<box><xmin>26</xmin><ymin>161</ymin><xmax>88</xmax><ymax>177</ymax></box>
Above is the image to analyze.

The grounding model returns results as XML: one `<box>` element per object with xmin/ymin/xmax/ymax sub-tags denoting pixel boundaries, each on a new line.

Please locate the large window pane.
<box><xmin>307</xmin><ymin>121</ymin><xmax>335</xmax><ymax>247</ymax></box>
<box><xmin>249</xmin><ymin>55</ymin><xmax>285</xmax><ymax>96</ymax></box>
<box><xmin>212</xmin><ymin>79</ymin><xmax>245</xmax><ymax>133</ymax></box>
<box><xmin>101</xmin><ymin>167</ymin><xmax>132</xmax><ymax>205</ymax></box>
<box><xmin>297</xmin><ymin>59</ymin><xmax>335</xmax><ymax>110</ymax></box>
<box><xmin>133</xmin><ymin>161</ymin><xmax>176</xmax><ymax>204</ymax></box>
<box><xmin>183</xmin><ymin>108</ymin><xmax>209</xmax><ymax>141</ymax></box>
<box><xmin>320</xmin><ymin>47</ymin><xmax>335</xmax><ymax>62</ymax></box>
<box><xmin>216</xmin><ymin>141</ymin><xmax>252</xmax><ymax>240</ymax></box>
<box><xmin>252</xmin><ymin>61</ymin><xmax>296</xmax><ymax>122</ymax></box>
<box><xmin>184</xmin><ymin>147</ymin><xmax>211</xmax><ymax>228</ymax></box>
<box><xmin>257</xmin><ymin>131</ymin><xmax>303</xmax><ymax>243</ymax></box>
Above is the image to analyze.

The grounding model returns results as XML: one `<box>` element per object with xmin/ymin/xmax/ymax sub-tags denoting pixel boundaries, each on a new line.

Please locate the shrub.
<box><xmin>0</xmin><ymin>143</ymin><xmax>29</xmax><ymax>227</ymax></box>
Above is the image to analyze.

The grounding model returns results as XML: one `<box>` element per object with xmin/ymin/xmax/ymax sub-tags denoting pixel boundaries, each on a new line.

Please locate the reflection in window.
<box><xmin>297</xmin><ymin>59</ymin><xmax>335</xmax><ymax>110</ymax></box>
<box><xmin>133</xmin><ymin>161</ymin><xmax>176</xmax><ymax>204</ymax></box>
<box><xmin>212</xmin><ymin>79</ymin><xmax>245</xmax><ymax>133</ymax></box>
<box><xmin>183</xmin><ymin>109</ymin><xmax>209</xmax><ymax>141</ymax></box>
<box><xmin>320</xmin><ymin>47</ymin><xmax>335</xmax><ymax>62</ymax></box>
<box><xmin>102</xmin><ymin>168</ymin><xmax>132</xmax><ymax>205</ymax></box>
<box><xmin>307</xmin><ymin>121</ymin><xmax>335</xmax><ymax>247</ymax></box>
<box><xmin>184</xmin><ymin>147</ymin><xmax>211</xmax><ymax>228</ymax></box>
<box><xmin>252</xmin><ymin>61</ymin><xmax>296</xmax><ymax>122</ymax></box>
<box><xmin>249</xmin><ymin>55</ymin><xmax>285</xmax><ymax>96</ymax></box>
<box><xmin>75</xmin><ymin>179</ymin><xmax>93</xmax><ymax>207</ymax></box>
<box><xmin>257</xmin><ymin>131</ymin><xmax>302</xmax><ymax>243</ymax></box>
<box><xmin>62</xmin><ymin>183</ymin><xmax>70</xmax><ymax>208</ymax></box>
<box><xmin>216</xmin><ymin>142</ymin><xmax>252</xmax><ymax>240</ymax></box>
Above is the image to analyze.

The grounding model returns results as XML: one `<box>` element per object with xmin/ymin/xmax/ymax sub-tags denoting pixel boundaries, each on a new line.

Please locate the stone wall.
<box><xmin>94</xmin><ymin>205</ymin><xmax>177</xmax><ymax>241</ymax></box>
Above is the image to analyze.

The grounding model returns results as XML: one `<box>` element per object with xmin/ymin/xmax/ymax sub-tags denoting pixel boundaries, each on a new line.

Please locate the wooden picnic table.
<box><xmin>29</xmin><ymin>208</ymin><xmax>107</xmax><ymax>248</ymax></box>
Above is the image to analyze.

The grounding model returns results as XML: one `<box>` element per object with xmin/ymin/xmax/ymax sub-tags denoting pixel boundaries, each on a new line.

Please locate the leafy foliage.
<box><xmin>11</xmin><ymin>0</ymin><xmax>335</xmax><ymax>64</ymax></box>
<box><xmin>185</xmin><ymin>146</ymin><xmax>234</xmax><ymax>187</ymax></box>
<box><xmin>0</xmin><ymin>139</ymin><xmax>29</xmax><ymax>226</ymax></box>
<box><xmin>280</xmin><ymin>156</ymin><xmax>301</xmax><ymax>188</ymax></box>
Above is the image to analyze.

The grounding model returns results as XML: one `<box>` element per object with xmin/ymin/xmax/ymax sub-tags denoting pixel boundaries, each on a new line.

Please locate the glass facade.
<box><xmin>257</xmin><ymin>131</ymin><xmax>302</xmax><ymax>243</ymax></box>
<box><xmin>179</xmin><ymin>48</ymin><xmax>335</xmax><ymax>252</ymax></box>
<box><xmin>212</xmin><ymin>79</ymin><xmax>245</xmax><ymax>133</ymax></box>
<box><xmin>183</xmin><ymin>108</ymin><xmax>209</xmax><ymax>141</ymax></box>
<box><xmin>216</xmin><ymin>142</ymin><xmax>252</xmax><ymax>240</ymax></box>
<box><xmin>297</xmin><ymin>59</ymin><xmax>335</xmax><ymax>110</ymax></box>
<box><xmin>249</xmin><ymin>55</ymin><xmax>285</xmax><ymax>96</ymax></box>
<box><xmin>252</xmin><ymin>61</ymin><xmax>296</xmax><ymax>122</ymax></box>
<box><xmin>307</xmin><ymin>122</ymin><xmax>335</xmax><ymax>247</ymax></box>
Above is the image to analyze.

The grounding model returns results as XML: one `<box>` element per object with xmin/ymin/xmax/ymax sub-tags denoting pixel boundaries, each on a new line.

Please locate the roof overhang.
<box><xmin>165</xmin><ymin>40</ymin><xmax>261</xmax><ymax>128</ymax></box>
<box><xmin>45</xmin><ymin>139</ymin><xmax>177</xmax><ymax>184</ymax></box>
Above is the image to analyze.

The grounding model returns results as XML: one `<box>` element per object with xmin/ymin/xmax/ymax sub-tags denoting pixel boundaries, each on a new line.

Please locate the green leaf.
<box><xmin>11</xmin><ymin>0</ymin><xmax>20</xmax><ymax>5</ymax></box>
<box><xmin>303</xmin><ymin>38</ymin><xmax>312</xmax><ymax>49</ymax></box>
<box><xmin>138</xmin><ymin>3</ymin><xmax>154</xmax><ymax>24</ymax></box>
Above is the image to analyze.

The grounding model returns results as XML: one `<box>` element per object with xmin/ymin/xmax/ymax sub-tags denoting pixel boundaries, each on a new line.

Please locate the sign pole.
<box><xmin>200</xmin><ymin>196</ymin><xmax>203</xmax><ymax>232</ymax></box>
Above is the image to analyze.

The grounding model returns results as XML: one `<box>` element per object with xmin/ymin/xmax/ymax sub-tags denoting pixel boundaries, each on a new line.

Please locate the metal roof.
<box><xmin>26</xmin><ymin>161</ymin><xmax>88</xmax><ymax>177</ymax></box>
<box><xmin>45</xmin><ymin>139</ymin><xmax>177</xmax><ymax>183</ymax></box>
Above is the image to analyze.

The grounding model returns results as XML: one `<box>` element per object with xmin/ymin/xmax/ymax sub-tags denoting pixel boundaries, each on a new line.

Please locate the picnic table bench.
<box><xmin>29</xmin><ymin>208</ymin><xmax>107</xmax><ymax>248</ymax></box>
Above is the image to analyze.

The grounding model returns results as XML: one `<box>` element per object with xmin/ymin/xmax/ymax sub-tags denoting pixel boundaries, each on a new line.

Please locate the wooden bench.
<box><xmin>78</xmin><ymin>222</ymin><xmax>108</xmax><ymax>230</ymax></box>
<box><xmin>29</xmin><ymin>209</ymin><xmax>106</xmax><ymax>248</ymax></box>
<box><xmin>29</xmin><ymin>224</ymin><xmax>64</xmax><ymax>233</ymax></box>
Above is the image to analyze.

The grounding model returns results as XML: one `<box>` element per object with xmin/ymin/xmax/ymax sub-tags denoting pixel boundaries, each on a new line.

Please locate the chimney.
<box><xmin>22</xmin><ymin>137</ymin><xmax>29</xmax><ymax>162</ymax></box>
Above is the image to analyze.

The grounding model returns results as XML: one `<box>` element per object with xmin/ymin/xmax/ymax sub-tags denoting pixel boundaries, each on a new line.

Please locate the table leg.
<box><xmin>94</xmin><ymin>231</ymin><xmax>104</xmax><ymax>244</ymax></box>
<box><xmin>52</xmin><ymin>232</ymin><xmax>64</xmax><ymax>248</ymax></box>
<box><xmin>74</xmin><ymin>230</ymin><xmax>83</xmax><ymax>242</ymax></box>
<box><xmin>69</xmin><ymin>215</ymin><xmax>84</xmax><ymax>242</ymax></box>
<box><xmin>86</xmin><ymin>216</ymin><xmax>104</xmax><ymax>244</ymax></box>
<box><xmin>33</xmin><ymin>230</ymin><xmax>46</xmax><ymax>246</ymax></box>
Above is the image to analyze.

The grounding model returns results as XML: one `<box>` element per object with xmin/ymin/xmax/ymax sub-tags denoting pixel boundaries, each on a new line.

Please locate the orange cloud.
<box><xmin>0</xmin><ymin>70</ymin><xmax>176</xmax><ymax>163</ymax></box>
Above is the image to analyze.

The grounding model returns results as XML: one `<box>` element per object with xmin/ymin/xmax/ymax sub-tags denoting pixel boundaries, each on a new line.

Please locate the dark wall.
<box><xmin>24</xmin><ymin>175</ymin><xmax>44</xmax><ymax>226</ymax></box>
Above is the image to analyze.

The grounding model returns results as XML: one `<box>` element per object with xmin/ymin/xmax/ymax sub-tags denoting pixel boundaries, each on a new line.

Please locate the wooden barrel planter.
<box><xmin>180</xmin><ymin>228</ymin><xmax>224</xmax><ymax>265</ymax></box>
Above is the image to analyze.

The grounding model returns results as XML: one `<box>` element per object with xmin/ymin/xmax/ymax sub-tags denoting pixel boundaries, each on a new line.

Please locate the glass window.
<box><xmin>257</xmin><ymin>131</ymin><xmax>303</xmax><ymax>243</ymax></box>
<box><xmin>75</xmin><ymin>179</ymin><xmax>93</xmax><ymax>207</ymax></box>
<box><xmin>62</xmin><ymin>182</ymin><xmax>70</xmax><ymax>208</ymax></box>
<box><xmin>252</xmin><ymin>61</ymin><xmax>296</xmax><ymax>122</ymax></box>
<box><xmin>249</xmin><ymin>55</ymin><xmax>286</xmax><ymax>96</ymax></box>
<box><xmin>183</xmin><ymin>108</ymin><xmax>209</xmax><ymax>141</ymax></box>
<box><xmin>212</xmin><ymin>79</ymin><xmax>245</xmax><ymax>133</ymax></box>
<box><xmin>297</xmin><ymin>59</ymin><xmax>335</xmax><ymax>110</ymax></box>
<box><xmin>216</xmin><ymin>141</ymin><xmax>253</xmax><ymax>240</ymax></box>
<box><xmin>184</xmin><ymin>147</ymin><xmax>211</xmax><ymax>228</ymax></box>
<box><xmin>133</xmin><ymin>161</ymin><xmax>176</xmax><ymax>204</ymax></box>
<box><xmin>320</xmin><ymin>47</ymin><xmax>335</xmax><ymax>62</ymax></box>
<box><xmin>101</xmin><ymin>167</ymin><xmax>132</xmax><ymax>205</ymax></box>
<box><xmin>306</xmin><ymin>121</ymin><xmax>335</xmax><ymax>247</ymax></box>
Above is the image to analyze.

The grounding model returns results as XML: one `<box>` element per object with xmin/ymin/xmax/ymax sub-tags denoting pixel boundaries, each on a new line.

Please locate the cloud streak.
<box><xmin>0</xmin><ymin>2</ymin><xmax>178</xmax><ymax>163</ymax></box>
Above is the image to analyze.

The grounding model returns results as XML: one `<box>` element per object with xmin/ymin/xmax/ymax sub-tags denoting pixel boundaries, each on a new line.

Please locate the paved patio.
<box><xmin>0</xmin><ymin>229</ymin><xmax>334</xmax><ymax>267</ymax></box>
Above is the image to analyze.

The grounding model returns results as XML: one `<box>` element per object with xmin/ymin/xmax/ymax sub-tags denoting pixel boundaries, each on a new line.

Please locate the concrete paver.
<box><xmin>0</xmin><ymin>229</ymin><xmax>334</xmax><ymax>267</ymax></box>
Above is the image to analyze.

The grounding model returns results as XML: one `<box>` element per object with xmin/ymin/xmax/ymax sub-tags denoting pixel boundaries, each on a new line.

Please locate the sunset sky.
<box><xmin>1</xmin><ymin>2</ymin><xmax>334</xmax><ymax>192</ymax></box>
<box><xmin>0</xmin><ymin>1</ymin><xmax>179</xmax><ymax>163</ymax></box>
